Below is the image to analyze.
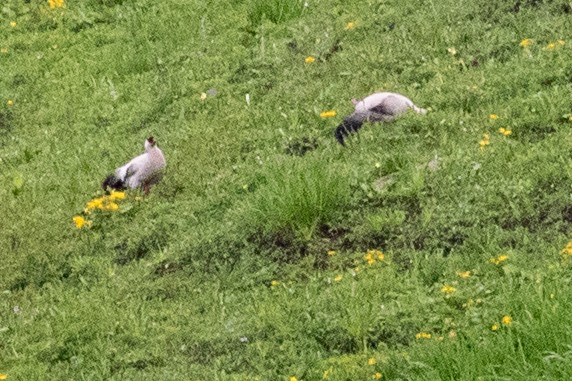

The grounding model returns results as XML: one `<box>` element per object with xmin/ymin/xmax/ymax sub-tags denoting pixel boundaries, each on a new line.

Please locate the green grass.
<box><xmin>249</xmin><ymin>0</ymin><xmax>305</xmax><ymax>27</ymax></box>
<box><xmin>239</xmin><ymin>155</ymin><xmax>352</xmax><ymax>240</ymax></box>
<box><xmin>2</xmin><ymin>0</ymin><xmax>572</xmax><ymax>380</ymax></box>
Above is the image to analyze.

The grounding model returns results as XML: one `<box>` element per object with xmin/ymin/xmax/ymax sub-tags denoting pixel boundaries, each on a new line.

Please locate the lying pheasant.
<box><xmin>102</xmin><ymin>136</ymin><xmax>166</xmax><ymax>194</ymax></box>
<box><xmin>334</xmin><ymin>92</ymin><xmax>427</xmax><ymax>145</ymax></box>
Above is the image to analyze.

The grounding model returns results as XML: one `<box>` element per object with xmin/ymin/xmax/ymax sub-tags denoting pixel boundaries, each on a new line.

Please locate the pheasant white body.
<box><xmin>102</xmin><ymin>137</ymin><xmax>166</xmax><ymax>194</ymax></box>
<box><xmin>335</xmin><ymin>92</ymin><xmax>426</xmax><ymax>145</ymax></box>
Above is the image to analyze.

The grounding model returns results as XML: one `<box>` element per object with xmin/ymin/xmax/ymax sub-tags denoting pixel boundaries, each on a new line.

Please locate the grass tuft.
<box><xmin>248</xmin><ymin>0</ymin><xmax>304</xmax><ymax>26</ymax></box>
<box><xmin>241</xmin><ymin>156</ymin><xmax>352</xmax><ymax>240</ymax></box>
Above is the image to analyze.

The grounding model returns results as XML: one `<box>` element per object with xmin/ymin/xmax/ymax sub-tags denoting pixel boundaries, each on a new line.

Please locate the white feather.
<box><xmin>115</xmin><ymin>139</ymin><xmax>166</xmax><ymax>190</ymax></box>
<box><xmin>355</xmin><ymin>92</ymin><xmax>418</xmax><ymax>114</ymax></box>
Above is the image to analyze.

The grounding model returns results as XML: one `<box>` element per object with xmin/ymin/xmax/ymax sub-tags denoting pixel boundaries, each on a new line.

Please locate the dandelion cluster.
<box><xmin>479</xmin><ymin>133</ymin><xmax>490</xmax><ymax>150</ymax></box>
<box><xmin>492</xmin><ymin>315</ymin><xmax>513</xmax><ymax>331</ymax></box>
<box><xmin>498</xmin><ymin>127</ymin><xmax>512</xmax><ymax>136</ymax></box>
<box><xmin>84</xmin><ymin>191</ymin><xmax>125</xmax><ymax>213</ymax></box>
<box><xmin>490</xmin><ymin>254</ymin><xmax>509</xmax><ymax>265</ymax></box>
<box><xmin>72</xmin><ymin>191</ymin><xmax>127</xmax><ymax>229</ymax></box>
<box><xmin>363</xmin><ymin>249</ymin><xmax>384</xmax><ymax>265</ymax></box>
<box><xmin>415</xmin><ymin>332</ymin><xmax>432</xmax><ymax>339</ymax></box>
<box><xmin>519</xmin><ymin>38</ymin><xmax>533</xmax><ymax>47</ymax></box>
<box><xmin>544</xmin><ymin>40</ymin><xmax>565</xmax><ymax>50</ymax></box>
<box><xmin>48</xmin><ymin>0</ymin><xmax>65</xmax><ymax>9</ymax></box>
<box><xmin>561</xmin><ymin>241</ymin><xmax>572</xmax><ymax>257</ymax></box>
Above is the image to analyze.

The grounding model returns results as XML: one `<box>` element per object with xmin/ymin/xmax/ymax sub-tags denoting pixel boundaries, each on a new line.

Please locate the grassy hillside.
<box><xmin>2</xmin><ymin>0</ymin><xmax>572</xmax><ymax>379</ymax></box>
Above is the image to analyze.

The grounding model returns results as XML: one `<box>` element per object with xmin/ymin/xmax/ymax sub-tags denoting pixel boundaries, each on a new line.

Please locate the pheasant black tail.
<box><xmin>334</xmin><ymin>116</ymin><xmax>364</xmax><ymax>146</ymax></box>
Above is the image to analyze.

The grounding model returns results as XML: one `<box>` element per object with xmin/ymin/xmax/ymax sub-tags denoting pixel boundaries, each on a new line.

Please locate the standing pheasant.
<box><xmin>334</xmin><ymin>92</ymin><xmax>427</xmax><ymax>145</ymax></box>
<box><xmin>102</xmin><ymin>136</ymin><xmax>166</xmax><ymax>194</ymax></box>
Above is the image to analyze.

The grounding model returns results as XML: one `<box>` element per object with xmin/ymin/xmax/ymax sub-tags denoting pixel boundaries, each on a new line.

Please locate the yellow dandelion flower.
<box><xmin>415</xmin><ymin>332</ymin><xmax>432</xmax><ymax>339</ymax></box>
<box><xmin>364</xmin><ymin>252</ymin><xmax>375</xmax><ymax>265</ymax></box>
<box><xmin>200</xmin><ymin>92</ymin><xmax>207</xmax><ymax>101</ymax></box>
<box><xmin>367</xmin><ymin>357</ymin><xmax>377</xmax><ymax>366</ymax></box>
<box><xmin>344</xmin><ymin>21</ymin><xmax>356</xmax><ymax>30</ymax></box>
<box><xmin>85</xmin><ymin>197</ymin><xmax>104</xmax><ymax>212</ymax></box>
<box><xmin>498</xmin><ymin>127</ymin><xmax>512</xmax><ymax>136</ymax></box>
<box><xmin>519</xmin><ymin>38</ymin><xmax>532</xmax><ymax>47</ymax></box>
<box><xmin>457</xmin><ymin>271</ymin><xmax>471</xmax><ymax>279</ymax></box>
<box><xmin>320</xmin><ymin>110</ymin><xmax>337</xmax><ymax>118</ymax></box>
<box><xmin>479</xmin><ymin>132</ymin><xmax>490</xmax><ymax>149</ymax></box>
<box><xmin>102</xmin><ymin>202</ymin><xmax>119</xmax><ymax>211</ymax></box>
<box><xmin>271</xmin><ymin>280</ymin><xmax>280</xmax><ymax>287</ymax></box>
<box><xmin>489</xmin><ymin>114</ymin><xmax>498</xmax><ymax>120</ymax></box>
<box><xmin>0</xmin><ymin>48</ymin><xmax>7</xmax><ymax>54</ymax></box>
<box><xmin>334</xmin><ymin>274</ymin><xmax>343</xmax><ymax>282</ymax></box>
<box><xmin>561</xmin><ymin>241</ymin><xmax>572</xmax><ymax>256</ymax></box>
<box><xmin>323</xmin><ymin>368</ymin><xmax>333</xmax><ymax>379</ymax></box>
<box><xmin>491</xmin><ymin>324</ymin><xmax>499</xmax><ymax>331</ymax></box>
<box><xmin>72</xmin><ymin>215</ymin><xmax>90</xmax><ymax>229</ymax></box>
<box><xmin>48</xmin><ymin>0</ymin><xmax>65</xmax><ymax>9</ymax></box>
<box><xmin>0</xmin><ymin>374</ymin><xmax>7</xmax><ymax>380</ymax></box>
<box><xmin>108</xmin><ymin>190</ymin><xmax>126</xmax><ymax>201</ymax></box>
<box><xmin>501</xmin><ymin>315</ymin><xmax>513</xmax><ymax>326</ymax></box>
<box><xmin>569</xmin><ymin>116</ymin><xmax>572</xmax><ymax>122</ymax></box>
<box><xmin>373</xmin><ymin>373</ymin><xmax>382</xmax><ymax>380</ymax></box>
<box><xmin>545</xmin><ymin>42</ymin><xmax>556</xmax><ymax>50</ymax></box>
<box><xmin>327</xmin><ymin>250</ymin><xmax>336</xmax><ymax>256</ymax></box>
<box><xmin>290</xmin><ymin>377</ymin><xmax>298</xmax><ymax>381</ymax></box>
<box><xmin>9</xmin><ymin>21</ymin><xmax>17</xmax><ymax>28</ymax></box>
<box><xmin>305</xmin><ymin>56</ymin><xmax>316</xmax><ymax>64</ymax></box>
<box><xmin>7</xmin><ymin>100</ymin><xmax>14</xmax><ymax>107</ymax></box>
<box><xmin>490</xmin><ymin>254</ymin><xmax>509</xmax><ymax>265</ymax></box>
<box><xmin>368</xmin><ymin>249</ymin><xmax>384</xmax><ymax>261</ymax></box>
<box><xmin>441</xmin><ymin>285</ymin><xmax>456</xmax><ymax>294</ymax></box>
